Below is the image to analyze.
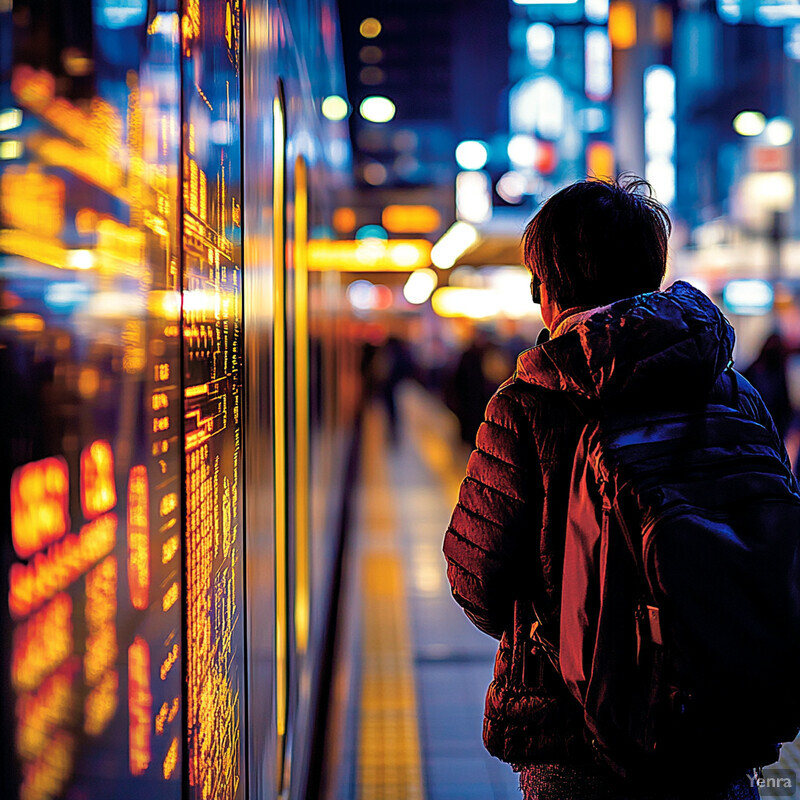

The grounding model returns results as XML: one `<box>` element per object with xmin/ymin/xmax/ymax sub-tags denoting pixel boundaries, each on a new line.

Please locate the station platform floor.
<box><xmin>325</xmin><ymin>382</ymin><xmax>800</xmax><ymax>800</ymax></box>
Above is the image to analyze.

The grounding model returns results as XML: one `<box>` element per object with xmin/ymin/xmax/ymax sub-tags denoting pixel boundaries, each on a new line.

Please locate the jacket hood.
<box><xmin>515</xmin><ymin>281</ymin><xmax>735</xmax><ymax>408</ymax></box>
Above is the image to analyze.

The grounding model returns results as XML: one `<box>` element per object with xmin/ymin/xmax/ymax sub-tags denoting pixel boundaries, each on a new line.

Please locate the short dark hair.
<box><xmin>522</xmin><ymin>176</ymin><xmax>671</xmax><ymax>310</ymax></box>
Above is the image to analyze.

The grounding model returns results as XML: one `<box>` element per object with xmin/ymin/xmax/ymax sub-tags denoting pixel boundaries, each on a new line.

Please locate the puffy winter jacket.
<box><xmin>443</xmin><ymin>281</ymin><xmax>789</xmax><ymax>768</ymax></box>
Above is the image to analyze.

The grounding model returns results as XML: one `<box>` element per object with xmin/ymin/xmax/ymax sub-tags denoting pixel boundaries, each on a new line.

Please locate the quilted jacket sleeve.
<box><xmin>443</xmin><ymin>385</ymin><xmax>540</xmax><ymax>640</ymax></box>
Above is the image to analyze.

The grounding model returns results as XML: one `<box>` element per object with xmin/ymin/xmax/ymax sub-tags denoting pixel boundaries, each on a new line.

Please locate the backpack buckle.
<box><xmin>647</xmin><ymin>605</ymin><xmax>663</xmax><ymax>646</ymax></box>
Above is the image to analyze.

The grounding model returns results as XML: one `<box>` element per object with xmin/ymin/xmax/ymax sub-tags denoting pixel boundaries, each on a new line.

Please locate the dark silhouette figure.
<box><xmin>449</xmin><ymin>332</ymin><xmax>492</xmax><ymax>446</ymax></box>
<box><xmin>744</xmin><ymin>333</ymin><xmax>792</xmax><ymax>441</ymax></box>
<box><xmin>362</xmin><ymin>335</ymin><xmax>413</xmax><ymax>443</ymax></box>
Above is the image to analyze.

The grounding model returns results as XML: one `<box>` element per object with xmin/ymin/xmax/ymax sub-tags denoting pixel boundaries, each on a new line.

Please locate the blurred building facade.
<box><xmin>338</xmin><ymin>0</ymin><xmax>510</xmax><ymax>190</ymax></box>
<box><xmin>328</xmin><ymin>1</ymin><xmax>800</xmax><ymax>370</ymax></box>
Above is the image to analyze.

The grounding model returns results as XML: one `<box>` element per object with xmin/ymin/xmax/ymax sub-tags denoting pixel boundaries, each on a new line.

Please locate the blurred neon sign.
<box><xmin>11</xmin><ymin>457</ymin><xmax>70</xmax><ymax>560</ymax></box>
<box><xmin>96</xmin><ymin>0</ymin><xmax>148</xmax><ymax>29</ymax></box>
<box><xmin>9</xmin><ymin>514</ymin><xmax>118</xmax><ymax>619</ymax></box>
<box><xmin>12</xmin><ymin>66</ymin><xmax>123</xmax><ymax>155</ymax></box>
<box><xmin>723</xmin><ymin>279</ymin><xmax>774</xmax><ymax>315</ymax></box>
<box><xmin>586</xmin><ymin>0</ymin><xmax>609</xmax><ymax>23</ymax></box>
<box><xmin>83</xmin><ymin>556</ymin><xmax>118</xmax><ymax>735</ymax></box>
<box><xmin>81</xmin><ymin>440</ymin><xmax>117</xmax><ymax>519</ymax></box>
<box><xmin>526</xmin><ymin>23</ymin><xmax>555</xmax><ymax>68</ymax></box>
<box><xmin>127</xmin><ymin>466</ymin><xmax>150</xmax><ymax>610</ymax></box>
<box><xmin>1</xmin><ymin>167</ymin><xmax>65</xmax><ymax>238</ymax></box>
<box><xmin>307</xmin><ymin>238</ymin><xmax>432</xmax><ymax>271</ymax></box>
<box><xmin>382</xmin><ymin>205</ymin><xmax>441</xmax><ymax>234</ymax></box>
<box><xmin>718</xmin><ymin>0</ymin><xmax>800</xmax><ymax>25</ymax></box>
<box><xmin>15</xmin><ymin>661</ymin><xmax>76</xmax><ymax>762</ymax></box>
<box><xmin>644</xmin><ymin>65</ymin><xmax>676</xmax><ymax>206</ymax></box>
<box><xmin>510</xmin><ymin>76</ymin><xmax>564</xmax><ymax>139</ymax></box>
<box><xmin>12</xmin><ymin>593</ymin><xmax>73</xmax><ymax>692</ymax></box>
<box><xmin>585</xmin><ymin>28</ymin><xmax>612</xmax><ymax>101</ymax></box>
<box><xmin>128</xmin><ymin>636</ymin><xmax>152</xmax><ymax>775</ymax></box>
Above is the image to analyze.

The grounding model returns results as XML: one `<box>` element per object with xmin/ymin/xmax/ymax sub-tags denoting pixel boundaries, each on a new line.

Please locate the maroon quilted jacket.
<box><xmin>442</xmin><ymin>281</ymin><xmax>787</xmax><ymax>767</ymax></box>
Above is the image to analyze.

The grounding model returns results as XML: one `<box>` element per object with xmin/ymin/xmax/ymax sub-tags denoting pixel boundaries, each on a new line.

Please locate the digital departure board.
<box><xmin>2</xmin><ymin>0</ymin><xmax>351</xmax><ymax>797</ymax></box>
<box><xmin>0</xmin><ymin>0</ymin><xmax>235</xmax><ymax>797</ymax></box>
<box><xmin>181</xmin><ymin>0</ymin><xmax>245</xmax><ymax>798</ymax></box>
<box><xmin>0</xmin><ymin>0</ymin><xmax>185</xmax><ymax>792</ymax></box>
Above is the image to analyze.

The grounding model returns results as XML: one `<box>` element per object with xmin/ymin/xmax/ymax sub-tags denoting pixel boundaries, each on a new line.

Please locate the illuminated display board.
<box><xmin>1</xmin><ymin>0</ymin><xmax>182</xmax><ymax>798</ymax></box>
<box><xmin>181</xmin><ymin>0</ymin><xmax>245</xmax><ymax>797</ymax></box>
<box><xmin>2</xmin><ymin>0</ymin><xmax>352</xmax><ymax>796</ymax></box>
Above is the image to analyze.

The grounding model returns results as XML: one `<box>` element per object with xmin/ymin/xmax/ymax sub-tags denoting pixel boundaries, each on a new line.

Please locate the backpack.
<box><xmin>542</xmin><ymin>371</ymin><xmax>800</xmax><ymax>786</ymax></box>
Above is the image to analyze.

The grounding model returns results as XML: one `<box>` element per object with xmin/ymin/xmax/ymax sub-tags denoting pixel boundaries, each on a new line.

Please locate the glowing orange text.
<box><xmin>12</xmin><ymin>593</ymin><xmax>72</xmax><ymax>693</ymax></box>
<box><xmin>127</xmin><ymin>466</ymin><xmax>150</xmax><ymax>610</ymax></box>
<box><xmin>81</xmin><ymin>440</ymin><xmax>117</xmax><ymax>519</ymax></box>
<box><xmin>128</xmin><ymin>637</ymin><xmax>152</xmax><ymax>776</ymax></box>
<box><xmin>10</xmin><ymin>456</ymin><xmax>70</xmax><ymax>560</ymax></box>
<box><xmin>9</xmin><ymin>513</ymin><xmax>117</xmax><ymax>620</ymax></box>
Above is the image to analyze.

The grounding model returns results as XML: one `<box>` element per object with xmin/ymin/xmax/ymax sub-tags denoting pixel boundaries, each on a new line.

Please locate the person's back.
<box><xmin>442</xmin><ymin>177</ymin><xmax>793</xmax><ymax>800</ymax></box>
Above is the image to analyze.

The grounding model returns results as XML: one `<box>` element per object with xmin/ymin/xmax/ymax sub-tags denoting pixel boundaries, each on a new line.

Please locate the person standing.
<box><xmin>744</xmin><ymin>332</ymin><xmax>793</xmax><ymax>442</ymax></box>
<box><xmin>442</xmin><ymin>177</ymin><xmax>794</xmax><ymax>799</ymax></box>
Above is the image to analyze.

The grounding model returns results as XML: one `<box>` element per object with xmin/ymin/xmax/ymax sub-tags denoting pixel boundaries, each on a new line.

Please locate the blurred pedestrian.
<box><xmin>443</xmin><ymin>177</ymin><xmax>799</xmax><ymax>800</ymax></box>
<box><xmin>371</xmin><ymin>335</ymin><xmax>413</xmax><ymax>444</ymax></box>
<box><xmin>448</xmin><ymin>330</ymin><xmax>492</xmax><ymax>446</ymax></box>
<box><xmin>447</xmin><ymin>330</ymin><xmax>512</xmax><ymax>446</ymax></box>
<box><xmin>744</xmin><ymin>332</ymin><xmax>793</xmax><ymax>441</ymax></box>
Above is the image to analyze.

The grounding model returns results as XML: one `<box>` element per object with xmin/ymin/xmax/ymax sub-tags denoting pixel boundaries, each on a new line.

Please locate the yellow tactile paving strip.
<box><xmin>356</xmin><ymin>407</ymin><xmax>425</xmax><ymax>800</ymax></box>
